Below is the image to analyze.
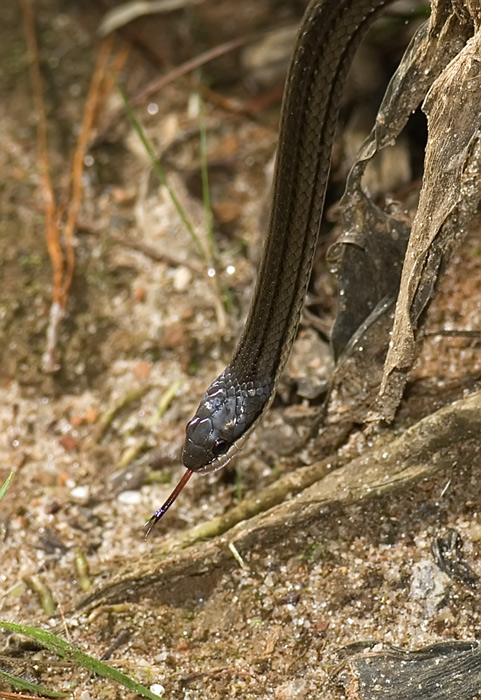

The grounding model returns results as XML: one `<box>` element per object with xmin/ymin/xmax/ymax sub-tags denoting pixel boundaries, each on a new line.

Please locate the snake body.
<box><xmin>182</xmin><ymin>0</ymin><xmax>397</xmax><ymax>473</ymax></box>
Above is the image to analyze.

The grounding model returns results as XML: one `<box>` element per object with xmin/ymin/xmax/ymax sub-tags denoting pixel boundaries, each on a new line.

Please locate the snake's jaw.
<box><xmin>182</xmin><ymin>370</ymin><xmax>272</xmax><ymax>472</ymax></box>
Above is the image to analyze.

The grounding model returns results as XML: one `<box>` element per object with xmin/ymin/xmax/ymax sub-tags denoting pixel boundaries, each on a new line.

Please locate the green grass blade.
<box><xmin>0</xmin><ymin>621</ymin><xmax>164</xmax><ymax>700</ymax></box>
<box><xmin>199</xmin><ymin>96</ymin><xmax>214</xmax><ymax>261</ymax></box>
<box><xmin>0</xmin><ymin>669</ymin><xmax>68</xmax><ymax>698</ymax></box>
<box><xmin>0</xmin><ymin>471</ymin><xmax>13</xmax><ymax>501</ymax></box>
<box><xmin>117</xmin><ymin>82</ymin><xmax>206</xmax><ymax>260</ymax></box>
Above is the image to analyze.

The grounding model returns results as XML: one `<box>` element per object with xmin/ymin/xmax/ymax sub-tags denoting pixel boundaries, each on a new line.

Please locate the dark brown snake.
<box><xmin>146</xmin><ymin>0</ymin><xmax>400</xmax><ymax>533</ymax></box>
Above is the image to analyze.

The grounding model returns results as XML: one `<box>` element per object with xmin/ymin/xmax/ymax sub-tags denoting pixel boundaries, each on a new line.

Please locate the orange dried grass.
<box><xmin>20</xmin><ymin>0</ymin><xmax>128</xmax><ymax>372</ymax></box>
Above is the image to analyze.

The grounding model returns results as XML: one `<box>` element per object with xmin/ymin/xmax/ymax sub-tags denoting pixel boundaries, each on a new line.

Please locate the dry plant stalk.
<box><xmin>20</xmin><ymin>0</ymin><xmax>127</xmax><ymax>373</ymax></box>
<box><xmin>20</xmin><ymin>0</ymin><xmax>60</xmax><ymax>305</ymax></box>
<box><xmin>61</xmin><ymin>37</ymin><xmax>116</xmax><ymax>311</ymax></box>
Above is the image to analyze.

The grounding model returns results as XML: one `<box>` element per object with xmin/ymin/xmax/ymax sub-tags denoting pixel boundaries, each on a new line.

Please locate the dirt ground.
<box><xmin>1</xmin><ymin>1</ymin><xmax>481</xmax><ymax>699</ymax></box>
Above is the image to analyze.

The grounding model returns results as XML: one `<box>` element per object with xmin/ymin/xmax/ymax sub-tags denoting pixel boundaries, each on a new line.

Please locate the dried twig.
<box><xmin>21</xmin><ymin>0</ymin><xmax>127</xmax><ymax>372</ymax></box>
<box><xmin>108</xmin><ymin>232</ymin><xmax>203</xmax><ymax>274</ymax></box>
<box><xmin>96</xmin><ymin>27</ymin><xmax>281</xmax><ymax>141</ymax></box>
<box><xmin>60</xmin><ymin>36</ymin><xmax>115</xmax><ymax>309</ymax></box>
<box><xmin>98</xmin><ymin>0</ymin><xmax>205</xmax><ymax>37</ymax></box>
<box><xmin>20</xmin><ymin>0</ymin><xmax>60</xmax><ymax>304</ymax></box>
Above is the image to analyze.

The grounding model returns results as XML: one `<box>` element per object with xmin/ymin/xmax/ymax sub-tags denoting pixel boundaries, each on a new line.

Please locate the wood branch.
<box><xmin>78</xmin><ymin>389</ymin><xmax>481</xmax><ymax>612</ymax></box>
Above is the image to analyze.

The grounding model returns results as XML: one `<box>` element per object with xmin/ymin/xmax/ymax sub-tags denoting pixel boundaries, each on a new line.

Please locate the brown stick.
<box><xmin>20</xmin><ymin>0</ymin><xmax>62</xmax><ymax>305</ymax></box>
<box><xmin>60</xmin><ymin>36</ymin><xmax>115</xmax><ymax>308</ymax></box>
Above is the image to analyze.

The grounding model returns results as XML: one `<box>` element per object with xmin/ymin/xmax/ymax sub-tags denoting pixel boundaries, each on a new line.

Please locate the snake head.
<box><xmin>182</xmin><ymin>370</ymin><xmax>272</xmax><ymax>473</ymax></box>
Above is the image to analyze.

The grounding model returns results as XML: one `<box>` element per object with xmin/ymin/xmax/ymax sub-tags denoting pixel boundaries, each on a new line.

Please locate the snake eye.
<box><xmin>212</xmin><ymin>438</ymin><xmax>230</xmax><ymax>457</ymax></box>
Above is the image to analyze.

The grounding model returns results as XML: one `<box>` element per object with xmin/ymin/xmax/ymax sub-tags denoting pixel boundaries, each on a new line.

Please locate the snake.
<box><xmin>145</xmin><ymin>0</ymin><xmax>400</xmax><ymax>533</ymax></box>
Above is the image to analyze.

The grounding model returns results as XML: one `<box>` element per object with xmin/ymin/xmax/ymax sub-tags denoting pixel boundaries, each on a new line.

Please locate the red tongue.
<box><xmin>144</xmin><ymin>469</ymin><xmax>194</xmax><ymax>537</ymax></box>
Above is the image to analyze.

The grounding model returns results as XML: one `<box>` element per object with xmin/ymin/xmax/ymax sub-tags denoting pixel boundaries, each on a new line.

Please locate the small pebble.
<box><xmin>70</xmin><ymin>485</ymin><xmax>90</xmax><ymax>502</ymax></box>
<box><xmin>410</xmin><ymin>559</ymin><xmax>450</xmax><ymax>616</ymax></box>
<box><xmin>150</xmin><ymin>683</ymin><xmax>165</xmax><ymax>696</ymax></box>
<box><xmin>173</xmin><ymin>266</ymin><xmax>191</xmax><ymax>292</ymax></box>
<box><xmin>117</xmin><ymin>489</ymin><xmax>142</xmax><ymax>505</ymax></box>
<box><xmin>467</xmin><ymin>523</ymin><xmax>481</xmax><ymax>541</ymax></box>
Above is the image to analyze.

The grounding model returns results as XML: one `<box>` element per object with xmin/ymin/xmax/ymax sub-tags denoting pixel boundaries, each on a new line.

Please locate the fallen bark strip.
<box><xmin>79</xmin><ymin>389</ymin><xmax>481</xmax><ymax>612</ymax></box>
<box><xmin>332</xmin><ymin>640</ymin><xmax>481</xmax><ymax>700</ymax></box>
